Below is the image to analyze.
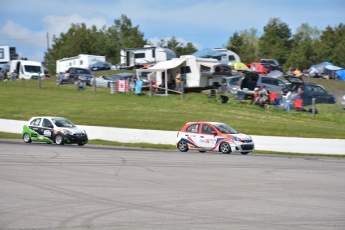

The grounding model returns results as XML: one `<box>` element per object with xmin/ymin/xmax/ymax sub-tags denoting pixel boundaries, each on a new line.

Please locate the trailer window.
<box><xmin>200</xmin><ymin>65</ymin><xmax>211</xmax><ymax>72</ymax></box>
<box><xmin>228</xmin><ymin>55</ymin><xmax>235</xmax><ymax>61</ymax></box>
<box><xmin>24</xmin><ymin>65</ymin><xmax>43</xmax><ymax>73</ymax></box>
<box><xmin>135</xmin><ymin>53</ymin><xmax>145</xmax><ymax>58</ymax></box>
<box><xmin>180</xmin><ymin>66</ymin><xmax>191</xmax><ymax>74</ymax></box>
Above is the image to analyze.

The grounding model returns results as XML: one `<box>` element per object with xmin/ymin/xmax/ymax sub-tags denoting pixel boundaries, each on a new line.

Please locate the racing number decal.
<box><xmin>43</xmin><ymin>130</ymin><xmax>51</xmax><ymax>137</ymax></box>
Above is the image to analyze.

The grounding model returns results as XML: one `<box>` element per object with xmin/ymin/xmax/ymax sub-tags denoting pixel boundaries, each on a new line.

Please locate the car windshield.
<box><xmin>214</xmin><ymin>123</ymin><xmax>238</xmax><ymax>134</ymax></box>
<box><xmin>260</xmin><ymin>60</ymin><xmax>275</xmax><ymax>65</ymax></box>
<box><xmin>52</xmin><ymin>118</ymin><xmax>76</xmax><ymax>128</ymax></box>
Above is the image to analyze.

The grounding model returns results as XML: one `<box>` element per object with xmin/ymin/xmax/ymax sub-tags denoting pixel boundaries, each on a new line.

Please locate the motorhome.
<box><xmin>213</xmin><ymin>48</ymin><xmax>241</xmax><ymax>63</ymax></box>
<box><xmin>137</xmin><ymin>55</ymin><xmax>235</xmax><ymax>93</ymax></box>
<box><xmin>10</xmin><ymin>60</ymin><xmax>44</xmax><ymax>80</ymax></box>
<box><xmin>120</xmin><ymin>45</ymin><xmax>176</xmax><ymax>70</ymax></box>
<box><xmin>56</xmin><ymin>54</ymin><xmax>106</xmax><ymax>74</ymax></box>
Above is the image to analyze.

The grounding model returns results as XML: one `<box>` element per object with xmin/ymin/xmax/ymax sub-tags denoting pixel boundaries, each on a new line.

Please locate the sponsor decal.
<box><xmin>39</xmin><ymin>135</ymin><xmax>44</xmax><ymax>140</ymax></box>
<box><xmin>200</xmin><ymin>138</ymin><xmax>217</xmax><ymax>145</ymax></box>
<box><xmin>43</xmin><ymin>130</ymin><xmax>51</xmax><ymax>137</ymax></box>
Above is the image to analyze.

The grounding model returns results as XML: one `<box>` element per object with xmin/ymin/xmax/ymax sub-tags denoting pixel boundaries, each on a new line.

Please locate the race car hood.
<box><xmin>55</xmin><ymin>127</ymin><xmax>86</xmax><ymax>135</ymax></box>
<box><xmin>229</xmin><ymin>133</ymin><xmax>252</xmax><ymax>142</ymax></box>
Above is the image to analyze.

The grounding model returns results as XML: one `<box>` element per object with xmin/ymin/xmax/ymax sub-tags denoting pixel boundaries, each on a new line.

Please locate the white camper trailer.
<box><xmin>213</xmin><ymin>48</ymin><xmax>241</xmax><ymax>63</ymax></box>
<box><xmin>137</xmin><ymin>55</ymin><xmax>233</xmax><ymax>93</ymax></box>
<box><xmin>10</xmin><ymin>60</ymin><xmax>44</xmax><ymax>80</ymax></box>
<box><xmin>120</xmin><ymin>45</ymin><xmax>176</xmax><ymax>70</ymax></box>
<box><xmin>56</xmin><ymin>54</ymin><xmax>105</xmax><ymax>74</ymax></box>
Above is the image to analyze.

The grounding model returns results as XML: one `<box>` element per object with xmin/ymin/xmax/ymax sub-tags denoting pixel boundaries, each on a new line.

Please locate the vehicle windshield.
<box><xmin>52</xmin><ymin>118</ymin><xmax>76</xmax><ymax>128</ymax></box>
<box><xmin>24</xmin><ymin>65</ymin><xmax>43</xmax><ymax>73</ymax></box>
<box><xmin>260</xmin><ymin>60</ymin><xmax>275</xmax><ymax>65</ymax></box>
<box><xmin>214</xmin><ymin>123</ymin><xmax>238</xmax><ymax>134</ymax></box>
<box><xmin>75</xmin><ymin>68</ymin><xmax>92</xmax><ymax>74</ymax></box>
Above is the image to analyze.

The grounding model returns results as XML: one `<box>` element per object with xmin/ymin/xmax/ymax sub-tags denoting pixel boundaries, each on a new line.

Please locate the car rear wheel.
<box><xmin>178</xmin><ymin>140</ymin><xmax>189</xmax><ymax>152</ymax></box>
<box><xmin>55</xmin><ymin>135</ymin><xmax>64</xmax><ymax>145</ymax></box>
<box><xmin>241</xmin><ymin>152</ymin><xmax>249</xmax><ymax>155</ymax></box>
<box><xmin>23</xmin><ymin>133</ymin><xmax>32</xmax><ymax>143</ymax></box>
<box><xmin>220</xmin><ymin>142</ymin><xmax>231</xmax><ymax>154</ymax></box>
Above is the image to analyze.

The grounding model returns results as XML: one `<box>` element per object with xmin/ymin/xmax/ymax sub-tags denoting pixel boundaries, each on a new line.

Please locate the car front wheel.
<box><xmin>178</xmin><ymin>140</ymin><xmax>189</xmax><ymax>152</ymax></box>
<box><xmin>55</xmin><ymin>135</ymin><xmax>64</xmax><ymax>145</ymax></box>
<box><xmin>23</xmin><ymin>133</ymin><xmax>32</xmax><ymax>143</ymax></box>
<box><xmin>241</xmin><ymin>152</ymin><xmax>249</xmax><ymax>155</ymax></box>
<box><xmin>78</xmin><ymin>142</ymin><xmax>85</xmax><ymax>146</ymax></box>
<box><xmin>220</xmin><ymin>142</ymin><xmax>231</xmax><ymax>154</ymax></box>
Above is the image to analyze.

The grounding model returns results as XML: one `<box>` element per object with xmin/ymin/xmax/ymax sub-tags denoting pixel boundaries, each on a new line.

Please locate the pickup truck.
<box><xmin>259</xmin><ymin>59</ymin><xmax>282</xmax><ymax>72</ymax></box>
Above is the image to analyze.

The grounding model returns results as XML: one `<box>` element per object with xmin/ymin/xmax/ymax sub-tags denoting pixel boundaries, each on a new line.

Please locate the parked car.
<box><xmin>220</xmin><ymin>75</ymin><xmax>243</xmax><ymax>95</ymax></box>
<box><xmin>60</xmin><ymin>67</ymin><xmax>95</xmax><ymax>85</ymax></box>
<box><xmin>176</xmin><ymin>122</ymin><xmax>254</xmax><ymax>154</ymax></box>
<box><xmin>285</xmin><ymin>76</ymin><xmax>336</xmax><ymax>106</ymax></box>
<box><xmin>89</xmin><ymin>61</ymin><xmax>113</xmax><ymax>71</ymax></box>
<box><xmin>90</xmin><ymin>75</ymin><xmax>115</xmax><ymax>88</ymax></box>
<box><xmin>259</xmin><ymin>59</ymin><xmax>282</xmax><ymax>72</ymax></box>
<box><xmin>22</xmin><ymin>116</ymin><xmax>88</xmax><ymax>146</ymax></box>
<box><xmin>239</xmin><ymin>70</ymin><xmax>286</xmax><ymax>98</ymax></box>
<box><xmin>0</xmin><ymin>64</ymin><xmax>10</xmax><ymax>81</ymax></box>
<box><xmin>341</xmin><ymin>95</ymin><xmax>345</xmax><ymax>109</ymax></box>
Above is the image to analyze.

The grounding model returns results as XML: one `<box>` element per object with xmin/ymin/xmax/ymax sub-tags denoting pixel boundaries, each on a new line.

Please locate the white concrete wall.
<box><xmin>1</xmin><ymin>118</ymin><xmax>344</xmax><ymax>155</ymax></box>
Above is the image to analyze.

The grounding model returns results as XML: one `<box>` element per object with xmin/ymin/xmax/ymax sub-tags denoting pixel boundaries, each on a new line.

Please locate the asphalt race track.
<box><xmin>1</xmin><ymin>140</ymin><xmax>345</xmax><ymax>230</ymax></box>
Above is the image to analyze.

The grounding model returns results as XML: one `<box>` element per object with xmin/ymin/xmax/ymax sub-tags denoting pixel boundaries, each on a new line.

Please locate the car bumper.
<box><xmin>63</xmin><ymin>134</ymin><xmax>88</xmax><ymax>144</ymax></box>
<box><xmin>231</xmin><ymin>143</ymin><xmax>255</xmax><ymax>152</ymax></box>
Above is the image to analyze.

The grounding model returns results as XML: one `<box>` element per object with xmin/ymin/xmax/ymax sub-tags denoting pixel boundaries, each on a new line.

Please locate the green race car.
<box><xmin>22</xmin><ymin>116</ymin><xmax>88</xmax><ymax>146</ymax></box>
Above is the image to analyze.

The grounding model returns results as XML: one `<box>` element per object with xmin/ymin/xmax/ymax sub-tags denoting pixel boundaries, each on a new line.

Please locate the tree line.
<box><xmin>44</xmin><ymin>15</ymin><xmax>345</xmax><ymax>74</ymax></box>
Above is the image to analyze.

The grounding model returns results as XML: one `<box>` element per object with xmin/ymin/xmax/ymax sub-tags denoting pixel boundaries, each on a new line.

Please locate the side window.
<box><xmin>202</xmin><ymin>124</ymin><xmax>215</xmax><ymax>134</ymax></box>
<box><xmin>30</xmin><ymin>118</ymin><xmax>41</xmax><ymax>126</ymax></box>
<box><xmin>315</xmin><ymin>86</ymin><xmax>326</xmax><ymax>93</ymax></box>
<box><xmin>186</xmin><ymin>124</ymin><xmax>199</xmax><ymax>133</ymax></box>
<box><xmin>42</xmin><ymin>119</ymin><xmax>53</xmax><ymax>128</ymax></box>
<box><xmin>277</xmin><ymin>80</ymin><xmax>285</xmax><ymax>87</ymax></box>
<box><xmin>271</xmin><ymin>79</ymin><xmax>280</xmax><ymax>86</ymax></box>
<box><xmin>261</xmin><ymin>77</ymin><xmax>271</xmax><ymax>85</ymax></box>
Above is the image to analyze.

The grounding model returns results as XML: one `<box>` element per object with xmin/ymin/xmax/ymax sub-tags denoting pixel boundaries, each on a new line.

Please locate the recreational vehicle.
<box><xmin>10</xmin><ymin>60</ymin><xmax>44</xmax><ymax>80</ymax></box>
<box><xmin>213</xmin><ymin>48</ymin><xmax>241</xmax><ymax>63</ymax></box>
<box><xmin>56</xmin><ymin>54</ymin><xmax>106</xmax><ymax>74</ymax></box>
<box><xmin>120</xmin><ymin>45</ymin><xmax>176</xmax><ymax>70</ymax></box>
<box><xmin>137</xmin><ymin>55</ymin><xmax>235</xmax><ymax>93</ymax></box>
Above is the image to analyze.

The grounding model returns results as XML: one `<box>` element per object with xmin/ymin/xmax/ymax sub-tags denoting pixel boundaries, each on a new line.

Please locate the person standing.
<box><xmin>283</xmin><ymin>88</ymin><xmax>292</xmax><ymax>112</ymax></box>
<box><xmin>11</xmin><ymin>70</ymin><xmax>18</xmax><ymax>80</ymax></box>
<box><xmin>175</xmin><ymin>72</ymin><xmax>181</xmax><ymax>92</ymax></box>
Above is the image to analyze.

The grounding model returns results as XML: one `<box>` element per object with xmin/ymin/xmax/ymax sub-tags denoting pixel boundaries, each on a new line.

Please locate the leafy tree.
<box><xmin>284</xmin><ymin>23</ymin><xmax>320</xmax><ymax>72</ymax></box>
<box><xmin>258</xmin><ymin>18</ymin><xmax>292</xmax><ymax>64</ymax></box>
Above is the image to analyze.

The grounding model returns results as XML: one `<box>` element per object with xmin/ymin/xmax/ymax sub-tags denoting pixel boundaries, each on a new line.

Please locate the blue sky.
<box><xmin>0</xmin><ymin>0</ymin><xmax>344</xmax><ymax>62</ymax></box>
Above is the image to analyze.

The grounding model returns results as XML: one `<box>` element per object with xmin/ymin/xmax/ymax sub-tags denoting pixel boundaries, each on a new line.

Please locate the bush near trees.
<box><xmin>44</xmin><ymin>15</ymin><xmax>345</xmax><ymax>75</ymax></box>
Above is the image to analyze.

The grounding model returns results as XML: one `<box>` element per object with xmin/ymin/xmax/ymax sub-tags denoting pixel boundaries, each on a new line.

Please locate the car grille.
<box><xmin>243</xmin><ymin>140</ymin><xmax>252</xmax><ymax>143</ymax></box>
<box><xmin>73</xmin><ymin>133</ymin><xmax>86</xmax><ymax>137</ymax></box>
<box><xmin>241</xmin><ymin>144</ymin><xmax>254</xmax><ymax>150</ymax></box>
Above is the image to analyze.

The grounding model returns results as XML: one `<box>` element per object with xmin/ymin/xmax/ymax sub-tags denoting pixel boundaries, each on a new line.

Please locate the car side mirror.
<box><xmin>211</xmin><ymin>131</ymin><xmax>217</xmax><ymax>136</ymax></box>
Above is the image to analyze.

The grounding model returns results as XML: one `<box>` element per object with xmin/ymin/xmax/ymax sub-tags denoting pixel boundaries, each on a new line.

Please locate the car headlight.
<box><xmin>232</xmin><ymin>136</ymin><xmax>242</xmax><ymax>142</ymax></box>
<box><xmin>63</xmin><ymin>129</ymin><xmax>73</xmax><ymax>135</ymax></box>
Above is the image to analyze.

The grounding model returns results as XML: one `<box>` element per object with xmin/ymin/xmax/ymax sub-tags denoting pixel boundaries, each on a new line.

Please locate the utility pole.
<box><xmin>47</xmin><ymin>32</ymin><xmax>49</xmax><ymax>49</ymax></box>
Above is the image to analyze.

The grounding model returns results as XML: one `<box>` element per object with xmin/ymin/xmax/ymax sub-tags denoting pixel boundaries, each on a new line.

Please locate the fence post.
<box><xmin>38</xmin><ymin>72</ymin><xmax>41</xmax><ymax>88</ymax></box>
<box><xmin>93</xmin><ymin>77</ymin><xmax>96</xmax><ymax>93</ymax></box>
<box><xmin>149</xmin><ymin>81</ymin><xmax>152</xmax><ymax>97</ymax></box>
<box><xmin>181</xmin><ymin>81</ymin><xmax>184</xmax><ymax>99</ymax></box>
<box><xmin>312</xmin><ymin>98</ymin><xmax>316</xmax><ymax>117</ymax></box>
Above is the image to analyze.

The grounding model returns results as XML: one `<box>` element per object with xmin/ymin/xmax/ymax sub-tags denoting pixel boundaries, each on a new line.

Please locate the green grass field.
<box><xmin>0</xmin><ymin>70</ymin><xmax>344</xmax><ymax>140</ymax></box>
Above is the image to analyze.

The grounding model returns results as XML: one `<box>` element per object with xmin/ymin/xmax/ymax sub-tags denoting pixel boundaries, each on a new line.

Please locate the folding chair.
<box><xmin>206</xmin><ymin>89</ymin><xmax>217</xmax><ymax>100</ymax></box>
<box><xmin>219</xmin><ymin>95</ymin><xmax>229</xmax><ymax>104</ymax></box>
<box><xmin>269</xmin><ymin>92</ymin><xmax>277</xmax><ymax>104</ymax></box>
<box><xmin>294</xmin><ymin>98</ymin><xmax>306</xmax><ymax>111</ymax></box>
<box><xmin>235</xmin><ymin>90</ymin><xmax>245</xmax><ymax>102</ymax></box>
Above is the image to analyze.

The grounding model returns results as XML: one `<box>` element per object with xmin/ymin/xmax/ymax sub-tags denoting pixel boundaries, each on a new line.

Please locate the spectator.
<box><xmin>286</xmin><ymin>67</ymin><xmax>294</xmax><ymax>75</ymax></box>
<box><xmin>77</xmin><ymin>76</ymin><xmax>86</xmax><ymax>90</ymax></box>
<box><xmin>11</xmin><ymin>70</ymin><xmax>18</xmax><ymax>80</ymax></box>
<box><xmin>294</xmin><ymin>68</ymin><xmax>302</xmax><ymax>77</ymax></box>
<box><xmin>175</xmin><ymin>72</ymin><xmax>181</xmax><ymax>92</ymax></box>
<box><xmin>283</xmin><ymin>88</ymin><xmax>292</xmax><ymax>112</ymax></box>
<box><xmin>281</xmin><ymin>84</ymin><xmax>289</xmax><ymax>97</ymax></box>
<box><xmin>57</xmin><ymin>70</ymin><xmax>69</xmax><ymax>84</ymax></box>
<box><xmin>259</xmin><ymin>85</ymin><xmax>270</xmax><ymax>108</ymax></box>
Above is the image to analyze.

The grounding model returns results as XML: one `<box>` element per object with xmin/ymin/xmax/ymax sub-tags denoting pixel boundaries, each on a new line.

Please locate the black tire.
<box><xmin>241</xmin><ymin>152</ymin><xmax>249</xmax><ymax>155</ymax></box>
<box><xmin>199</xmin><ymin>150</ymin><xmax>206</xmax><ymax>153</ymax></box>
<box><xmin>220</xmin><ymin>142</ymin><xmax>231</xmax><ymax>154</ymax></box>
<box><xmin>78</xmin><ymin>142</ymin><xmax>85</xmax><ymax>146</ymax></box>
<box><xmin>177</xmin><ymin>140</ymin><xmax>189</xmax><ymax>152</ymax></box>
<box><xmin>55</xmin><ymin>135</ymin><xmax>64</xmax><ymax>145</ymax></box>
<box><xmin>23</xmin><ymin>133</ymin><xmax>32</xmax><ymax>143</ymax></box>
